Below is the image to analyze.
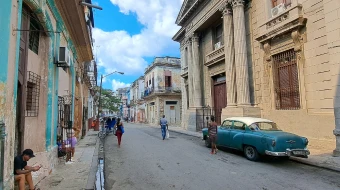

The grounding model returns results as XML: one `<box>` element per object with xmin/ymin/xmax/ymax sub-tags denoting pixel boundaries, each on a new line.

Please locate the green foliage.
<box><xmin>100</xmin><ymin>87</ymin><xmax>121</xmax><ymax>112</ymax></box>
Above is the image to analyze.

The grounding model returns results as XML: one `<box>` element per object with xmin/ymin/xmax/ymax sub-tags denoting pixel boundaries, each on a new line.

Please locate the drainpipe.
<box><xmin>0</xmin><ymin>121</ymin><xmax>6</xmax><ymax>189</ymax></box>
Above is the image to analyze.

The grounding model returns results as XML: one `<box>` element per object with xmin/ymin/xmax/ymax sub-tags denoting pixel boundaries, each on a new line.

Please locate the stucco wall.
<box><xmin>24</xmin><ymin>36</ymin><xmax>49</xmax><ymax>153</ymax></box>
<box><xmin>1</xmin><ymin>0</ymin><xmax>21</xmax><ymax>189</ymax></box>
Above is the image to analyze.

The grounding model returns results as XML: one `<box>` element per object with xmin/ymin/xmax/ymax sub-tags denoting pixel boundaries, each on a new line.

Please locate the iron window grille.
<box><xmin>26</xmin><ymin>71</ymin><xmax>41</xmax><ymax>117</ymax></box>
<box><xmin>272</xmin><ymin>49</ymin><xmax>300</xmax><ymax>110</ymax></box>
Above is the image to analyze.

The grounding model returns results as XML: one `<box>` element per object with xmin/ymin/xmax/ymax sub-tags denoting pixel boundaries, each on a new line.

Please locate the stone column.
<box><xmin>232</xmin><ymin>0</ymin><xmax>251</xmax><ymax>106</ymax></box>
<box><xmin>192</xmin><ymin>34</ymin><xmax>203</xmax><ymax>107</ymax></box>
<box><xmin>220</xmin><ymin>3</ymin><xmax>237</xmax><ymax>107</ymax></box>
<box><xmin>187</xmin><ymin>38</ymin><xmax>194</xmax><ymax>107</ymax></box>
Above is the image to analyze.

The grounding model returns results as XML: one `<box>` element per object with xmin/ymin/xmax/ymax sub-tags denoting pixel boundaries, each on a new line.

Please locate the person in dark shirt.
<box><xmin>14</xmin><ymin>149</ymin><xmax>41</xmax><ymax>190</ymax></box>
<box><xmin>208</xmin><ymin>116</ymin><xmax>218</xmax><ymax>154</ymax></box>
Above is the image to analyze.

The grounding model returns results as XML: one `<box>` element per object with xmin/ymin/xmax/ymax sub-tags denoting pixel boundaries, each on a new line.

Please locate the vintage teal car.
<box><xmin>202</xmin><ymin>117</ymin><xmax>310</xmax><ymax>161</ymax></box>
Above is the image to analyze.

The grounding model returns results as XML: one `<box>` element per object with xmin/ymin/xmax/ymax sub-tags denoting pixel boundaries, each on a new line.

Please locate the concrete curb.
<box><xmin>86</xmin><ymin>136</ymin><xmax>100</xmax><ymax>189</ymax></box>
<box><xmin>95</xmin><ymin>138</ymin><xmax>105</xmax><ymax>190</ymax></box>
<box><xmin>289</xmin><ymin>157</ymin><xmax>340</xmax><ymax>173</ymax></box>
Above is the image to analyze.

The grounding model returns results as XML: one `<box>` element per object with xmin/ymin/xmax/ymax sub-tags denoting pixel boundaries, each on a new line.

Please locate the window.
<box><xmin>232</xmin><ymin>121</ymin><xmax>246</xmax><ymax>130</ymax></box>
<box><xmin>165</xmin><ymin>70</ymin><xmax>172</xmax><ymax>88</ymax></box>
<box><xmin>25</xmin><ymin>71</ymin><xmax>41</xmax><ymax>117</ymax></box>
<box><xmin>214</xmin><ymin>24</ymin><xmax>223</xmax><ymax>49</ymax></box>
<box><xmin>271</xmin><ymin>0</ymin><xmax>291</xmax><ymax>7</ymax></box>
<box><xmin>249</xmin><ymin>122</ymin><xmax>280</xmax><ymax>131</ymax></box>
<box><xmin>166</xmin><ymin>101</ymin><xmax>177</xmax><ymax>105</ymax></box>
<box><xmin>28</xmin><ymin>16</ymin><xmax>40</xmax><ymax>54</ymax></box>
<box><xmin>221</xmin><ymin>120</ymin><xmax>232</xmax><ymax>128</ymax></box>
<box><xmin>272</xmin><ymin>49</ymin><xmax>300</xmax><ymax>110</ymax></box>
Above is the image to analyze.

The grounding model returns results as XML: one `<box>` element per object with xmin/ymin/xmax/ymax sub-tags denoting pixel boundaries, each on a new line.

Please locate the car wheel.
<box><xmin>205</xmin><ymin>137</ymin><xmax>211</xmax><ymax>148</ymax></box>
<box><xmin>243</xmin><ymin>145</ymin><xmax>259</xmax><ymax>161</ymax></box>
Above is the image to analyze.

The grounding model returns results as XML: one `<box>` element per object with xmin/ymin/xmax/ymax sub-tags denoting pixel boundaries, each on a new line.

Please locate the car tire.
<box><xmin>243</xmin><ymin>145</ymin><xmax>259</xmax><ymax>161</ymax></box>
<box><xmin>205</xmin><ymin>137</ymin><xmax>211</xmax><ymax>148</ymax></box>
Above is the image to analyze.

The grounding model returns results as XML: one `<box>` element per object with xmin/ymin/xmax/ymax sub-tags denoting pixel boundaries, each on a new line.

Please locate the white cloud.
<box><xmin>93</xmin><ymin>0</ymin><xmax>182</xmax><ymax>76</ymax></box>
<box><xmin>112</xmin><ymin>79</ymin><xmax>130</xmax><ymax>91</ymax></box>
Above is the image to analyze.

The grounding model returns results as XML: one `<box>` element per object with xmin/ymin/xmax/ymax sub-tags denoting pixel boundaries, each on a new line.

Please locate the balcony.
<box><xmin>144</xmin><ymin>87</ymin><xmax>181</xmax><ymax>98</ymax></box>
<box><xmin>255</xmin><ymin>4</ymin><xmax>306</xmax><ymax>43</ymax></box>
<box><xmin>55</xmin><ymin>0</ymin><xmax>93</xmax><ymax>62</ymax></box>
<box><xmin>181</xmin><ymin>66</ymin><xmax>188</xmax><ymax>78</ymax></box>
<box><xmin>204</xmin><ymin>46</ymin><xmax>225</xmax><ymax>67</ymax></box>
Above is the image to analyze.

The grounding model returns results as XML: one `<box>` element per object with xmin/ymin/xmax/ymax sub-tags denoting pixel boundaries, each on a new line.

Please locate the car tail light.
<box><xmin>272</xmin><ymin>140</ymin><xmax>276</xmax><ymax>147</ymax></box>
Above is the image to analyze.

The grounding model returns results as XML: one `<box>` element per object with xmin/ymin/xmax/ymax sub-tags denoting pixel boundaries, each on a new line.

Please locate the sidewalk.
<box><xmin>35</xmin><ymin>130</ymin><xmax>99</xmax><ymax>190</ymax></box>
<box><xmin>142</xmin><ymin>123</ymin><xmax>340</xmax><ymax>172</ymax></box>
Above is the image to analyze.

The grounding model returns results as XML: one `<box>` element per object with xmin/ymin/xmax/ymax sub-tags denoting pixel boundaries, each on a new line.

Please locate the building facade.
<box><xmin>173</xmin><ymin>0</ymin><xmax>340</xmax><ymax>153</ymax></box>
<box><xmin>144</xmin><ymin>57</ymin><xmax>182</xmax><ymax>126</ymax></box>
<box><xmin>130</xmin><ymin>76</ymin><xmax>146</xmax><ymax>123</ymax></box>
<box><xmin>116</xmin><ymin>87</ymin><xmax>130</xmax><ymax>119</ymax></box>
<box><xmin>0</xmin><ymin>0</ymin><xmax>95</xmax><ymax>188</ymax></box>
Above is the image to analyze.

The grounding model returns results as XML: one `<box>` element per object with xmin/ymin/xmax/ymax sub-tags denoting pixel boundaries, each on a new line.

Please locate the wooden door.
<box><xmin>170</xmin><ymin>106</ymin><xmax>176</xmax><ymax>123</ymax></box>
<box><xmin>213</xmin><ymin>77</ymin><xmax>226</xmax><ymax>125</ymax></box>
<box><xmin>15</xmin><ymin>7</ymin><xmax>30</xmax><ymax>155</ymax></box>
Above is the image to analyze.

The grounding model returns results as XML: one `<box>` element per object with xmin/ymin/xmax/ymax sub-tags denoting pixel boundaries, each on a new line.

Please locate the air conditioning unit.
<box><xmin>271</xmin><ymin>3</ymin><xmax>286</xmax><ymax>18</ymax></box>
<box><xmin>214</xmin><ymin>42</ymin><xmax>221</xmax><ymax>50</ymax></box>
<box><xmin>57</xmin><ymin>46</ymin><xmax>70</xmax><ymax>67</ymax></box>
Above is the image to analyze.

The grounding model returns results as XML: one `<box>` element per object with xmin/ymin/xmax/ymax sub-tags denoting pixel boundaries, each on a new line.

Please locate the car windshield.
<box><xmin>249</xmin><ymin>122</ymin><xmax>280</xmax><ymax>131</ymax></box>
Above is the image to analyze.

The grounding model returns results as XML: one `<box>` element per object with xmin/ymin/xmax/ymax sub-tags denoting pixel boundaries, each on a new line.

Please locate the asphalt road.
<box><xmin>104</xmin><ymin>123</ymin><xmax>340</xmax><ymax>190</ymax></box>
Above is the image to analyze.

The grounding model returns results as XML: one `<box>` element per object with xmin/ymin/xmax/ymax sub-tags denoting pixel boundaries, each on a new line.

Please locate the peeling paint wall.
<box><xmin>0</xmin><ymin>0</ymin><xmax>22</xmax><ymax>189</ymax></box>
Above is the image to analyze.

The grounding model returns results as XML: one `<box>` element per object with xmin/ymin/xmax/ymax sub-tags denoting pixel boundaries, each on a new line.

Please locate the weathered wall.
<box><xmin>1</xmin><ymin>0</ymin><xmax>21</xmax><ymax>189</ymax></box>
<box><xmin>24</xmin><ymin>36</ymin><xmax>49</xmax><ymax>153</ymax></box>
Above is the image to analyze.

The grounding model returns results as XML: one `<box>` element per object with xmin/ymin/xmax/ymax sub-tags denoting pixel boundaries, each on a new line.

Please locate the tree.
<box><xmin>99</xmin><ymin>87</ymin><xmax>121</xmax><ymax>113</ymax></box>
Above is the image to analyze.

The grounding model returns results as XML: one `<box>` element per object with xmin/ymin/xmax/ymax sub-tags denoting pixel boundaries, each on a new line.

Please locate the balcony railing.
<box><xmin>205</xmin><ymin>46</ymin><xmax>225</xmax><ymax>67</ymax></box>
<box><xmin>181</xmin><ymin>66</ymin><xmax>188</xmax><ymax>78</ymax></box>
<box><xmin>144</xmin><ymin>87</ymin><xmax>181</xmax><ymax>97</ymax></box>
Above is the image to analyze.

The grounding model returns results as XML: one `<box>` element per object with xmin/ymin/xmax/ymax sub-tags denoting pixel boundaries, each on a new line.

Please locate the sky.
<box><xmin>92</xmin><ymin>0</ymin><xmax>184</xmax><ymax>91</ymax></box>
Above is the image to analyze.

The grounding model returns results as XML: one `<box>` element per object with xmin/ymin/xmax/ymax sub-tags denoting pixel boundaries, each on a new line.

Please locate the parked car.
<box><xmin>202</xmin><ymin>117</ymin><xmax>310</xmax><ymax>161</ymax></box>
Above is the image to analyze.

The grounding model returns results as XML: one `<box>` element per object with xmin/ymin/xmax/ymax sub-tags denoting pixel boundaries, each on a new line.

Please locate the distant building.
<box><xmin>144</xmin><ymin>57</ymin><xmax>182</xmax><ymax>126</ymax></box>
<box><xmin>130</xmin><ymin>76</ymin><xmax>146</xmax><ymax>123</ymax></box>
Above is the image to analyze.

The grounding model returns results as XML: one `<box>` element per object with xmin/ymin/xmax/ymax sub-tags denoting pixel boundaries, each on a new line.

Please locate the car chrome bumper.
<box><xmin>265</xmin><ymin>149</ymin><xmax>310</xmax><ymax>157</ymax></box>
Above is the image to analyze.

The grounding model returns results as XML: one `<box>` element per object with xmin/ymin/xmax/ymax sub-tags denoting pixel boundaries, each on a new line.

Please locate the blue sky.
<box><xmin>92</xmin><ymin>0</ymin><xmax>183</xmax><ymax>90</ymax></box>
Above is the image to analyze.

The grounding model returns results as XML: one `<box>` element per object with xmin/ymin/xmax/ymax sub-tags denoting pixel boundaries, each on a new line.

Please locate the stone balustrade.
<box><xmin>205</xmin><ymin>46</ymin><xmax>225</xmax><ymax>67</ymax></box>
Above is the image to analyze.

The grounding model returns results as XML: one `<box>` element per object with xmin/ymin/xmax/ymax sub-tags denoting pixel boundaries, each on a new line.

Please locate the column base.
<box><xmin>221</xmin><ymin>106</ymin><xmax>261</xmax><ymax>119</ymax></box>
<box><xmin>333</xmin><ymin>129</ymin><xmax>340</xmax><ymax>157</ymax></box>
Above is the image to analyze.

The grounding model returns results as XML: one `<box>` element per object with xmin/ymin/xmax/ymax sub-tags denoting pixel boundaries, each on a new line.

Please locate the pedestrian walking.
<box><xmin>160</xmin><ymin>115</ymin><xmax>168</xmax><ymax>140</ymax></box>
<box><xmin>208</xmin><ymin>116</ymin><xmax>218</xmax><ymax>154</ymax></box>
<box><xmin>115</xmin><ymin>118</ymin><xmax>125</xmax><ymax>148</ymax></box>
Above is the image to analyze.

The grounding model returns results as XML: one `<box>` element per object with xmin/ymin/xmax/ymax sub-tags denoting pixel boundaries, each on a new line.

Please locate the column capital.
<box><xmin>192</xmin><ymin>34</ymin><xmax>199</xmax><ymax>42</ymax></box>
<box><xmin>219</xmin><ymin>1</ymin><xmax>232</xmax><ymax>16</ymax></box>
<box><xmin>231</xmin><ymin>0</ymin><xmax>244</xmax><ymax>8</ymax></box>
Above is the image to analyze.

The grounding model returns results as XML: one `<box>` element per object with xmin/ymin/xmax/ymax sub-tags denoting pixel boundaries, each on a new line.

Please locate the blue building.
<box><xmin>0</xmin><ymin>0</ymin><xmax>96</xmax><ymax>188</ymax></box>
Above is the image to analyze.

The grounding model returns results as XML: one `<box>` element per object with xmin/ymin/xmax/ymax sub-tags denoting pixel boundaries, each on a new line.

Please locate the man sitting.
<box><xmin>14</xmin><ymin>149</ymin><xmax>41</xmax><ymax>190</ymax></box>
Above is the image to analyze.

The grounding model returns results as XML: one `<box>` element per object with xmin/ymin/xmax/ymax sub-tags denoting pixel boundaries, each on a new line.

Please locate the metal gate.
<box><xmin>196</xmin><ymin>107</ymin><xmax>221</xmax><ymax>132</ymax></box>
<box><xmin>82</xmin><ymin>106</ymin><xmax>88</xmax><ymax>138</ymax></box>
<box><xmin>57</xmin><ymin>95</ymin><xmax>73</xmax><ymax>159</ymax></box>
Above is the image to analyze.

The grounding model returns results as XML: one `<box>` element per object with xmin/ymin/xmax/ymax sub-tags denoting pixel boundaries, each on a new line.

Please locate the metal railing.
<box><xmin>144</xmin><ymin>87</ymin><xmax>181</xmax><ymax>97</ymax></box>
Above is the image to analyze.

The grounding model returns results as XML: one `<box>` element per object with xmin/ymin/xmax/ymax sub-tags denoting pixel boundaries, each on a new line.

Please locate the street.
<box><xmin>104</xmin><ymin>123</ymin><xmax>340</xmax><ymax>190</ymax></box>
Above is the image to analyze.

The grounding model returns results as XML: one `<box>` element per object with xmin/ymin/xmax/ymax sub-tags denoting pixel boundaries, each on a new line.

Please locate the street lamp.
<box><xmin>96</xmin><ymin>71</ymin><xmax>124</xmax><ymax>131</ymax></box>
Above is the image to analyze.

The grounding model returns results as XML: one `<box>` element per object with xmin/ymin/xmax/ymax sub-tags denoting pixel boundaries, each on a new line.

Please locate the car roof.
<box><xmin>223</xmin><ymin>117</ymin><xmax>274</xmax><ymax>126</ymax></box>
